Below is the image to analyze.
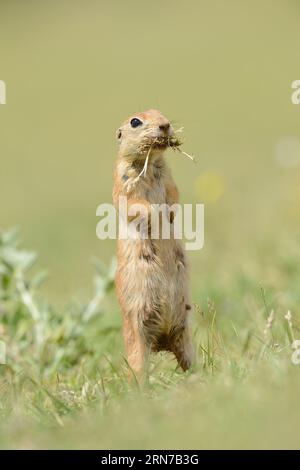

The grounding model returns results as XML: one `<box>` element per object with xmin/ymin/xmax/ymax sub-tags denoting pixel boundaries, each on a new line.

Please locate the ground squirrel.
<box><xmin>113</xmin><ymin>109</ymin><xmax>194</xmax><ymax>377</ymax></box>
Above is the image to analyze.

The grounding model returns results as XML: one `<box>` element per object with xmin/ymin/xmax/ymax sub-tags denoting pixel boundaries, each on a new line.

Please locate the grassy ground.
<box><xmin>1</xmin><ymin>0</ymin><xmax>300</xmax><ymax>449</ymax></box>
<box><xmin>0</xmin><ymin>227</ymin><xmax>300</xmax><ymax>449</ymax></box>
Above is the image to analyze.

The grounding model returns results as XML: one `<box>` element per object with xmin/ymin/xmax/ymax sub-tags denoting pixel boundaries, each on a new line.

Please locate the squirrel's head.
<box><xmin>117</xmin><ymin>109</ymin><xmax>175</xmax><ymax>158</ymax></box>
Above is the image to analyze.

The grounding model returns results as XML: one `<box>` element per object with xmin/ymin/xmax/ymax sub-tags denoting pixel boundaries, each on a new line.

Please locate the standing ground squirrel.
<box><xmin>113</xmin><ymin>109</ymin><xmax>194</xmax><ymax>377</ymax></box>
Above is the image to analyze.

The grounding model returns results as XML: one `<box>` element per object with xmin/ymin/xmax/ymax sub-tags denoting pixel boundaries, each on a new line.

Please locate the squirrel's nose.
<box><xmin>159</xmin><ymin>122</ymin><xmax>170</xmax><ymax>132</ymax></box>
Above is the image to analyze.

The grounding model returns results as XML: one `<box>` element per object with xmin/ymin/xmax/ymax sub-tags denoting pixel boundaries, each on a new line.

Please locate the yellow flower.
<box><xmin>195</xmin><ymin>171</ymin><xmax>225</xmax><ymax>203</ymax></box>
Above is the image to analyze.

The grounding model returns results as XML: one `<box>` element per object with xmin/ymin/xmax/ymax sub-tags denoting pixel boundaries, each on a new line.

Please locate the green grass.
<box><xmin>0</xmin><ymin>227</ymin><xmax>300</xmax><ymax>449</ymax></box>
<box><xmin>1</xmin><ymin>0</ymin><xmax>300</xmax><ymax>449</ymax></box>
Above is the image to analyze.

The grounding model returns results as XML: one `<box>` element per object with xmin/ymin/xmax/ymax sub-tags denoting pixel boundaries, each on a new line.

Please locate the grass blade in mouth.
<box><xmin>137</xmin><ymin>144</ymin><xmax>152</xmax><ymax>179</ymax></box>
<box><xmin>139</xmin><ymin>132</ymin><xmax>197</xmax><ymax>163</ymax></box>
<box><xmin>133</xmin><ymin>132</ymin><xmax>196</xmax><ymax>188</ymax></box>
<box><xmin>169</xmin><ymin>134</ymin><xmax>197</xmax><ymax>163</ymax></box>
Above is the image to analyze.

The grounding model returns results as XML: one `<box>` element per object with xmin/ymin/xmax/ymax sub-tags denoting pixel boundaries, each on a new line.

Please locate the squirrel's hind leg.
<box><xmin>172</xmin><ymin>326</ymin><xmax>194</xmax><ymax>371</ymax></box>
<box><xmin>123</xmin><ymin>314</ymin><xmax>150</xmax><ymax>381</ymax></box>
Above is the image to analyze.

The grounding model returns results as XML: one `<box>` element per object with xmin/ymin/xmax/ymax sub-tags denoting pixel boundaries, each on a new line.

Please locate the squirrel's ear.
<box><xmin>116</xmin><ymin>128</ymin><xmax>122</xmax><ymax>140</ymax></box>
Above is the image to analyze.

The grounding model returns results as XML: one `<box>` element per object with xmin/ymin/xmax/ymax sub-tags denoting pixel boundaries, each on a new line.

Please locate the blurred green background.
<box><xmin>1</xmin><ymin>0</ymin><xmax>300</xmax><ymax>451</ymax></box>
<box><xmin>1</xmin><ymin>0</ymin><xmax>300</xmax><ymax>303</ymax></box>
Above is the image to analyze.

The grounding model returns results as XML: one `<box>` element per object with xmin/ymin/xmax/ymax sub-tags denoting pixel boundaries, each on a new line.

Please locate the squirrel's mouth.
<box><xmin>137</xmin><ymin>135</ymin><xmax>182</xmax><ymax>155</ymax></box>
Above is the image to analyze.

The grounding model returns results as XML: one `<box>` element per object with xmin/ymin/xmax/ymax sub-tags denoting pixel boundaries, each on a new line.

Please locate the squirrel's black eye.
<box><xmin>130</xmin><ymin>118</ymin><xmax>143</xmax><ymax>128</ymax></box>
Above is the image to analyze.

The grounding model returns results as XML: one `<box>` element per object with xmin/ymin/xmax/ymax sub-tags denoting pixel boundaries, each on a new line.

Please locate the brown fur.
<box><xmin>113</xmin><ymin>109</ymin><xmax>194</xmax><ymax>377</ymax></box>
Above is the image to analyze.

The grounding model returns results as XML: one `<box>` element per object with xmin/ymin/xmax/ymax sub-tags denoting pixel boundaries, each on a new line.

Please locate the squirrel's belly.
<box><xmin>142</xmin><ymin>177</ymin><xmax>166</xmax><ymax>204</ymax></box>
<box><xmin>116</xmin><ymin>238</ymin><xmax>188</xmax><ymax>337</ymax></box>
<box><xmin>116</xmin><ymin>177</ymin><xmax>188</xmax><ymax>338</ymax></box>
